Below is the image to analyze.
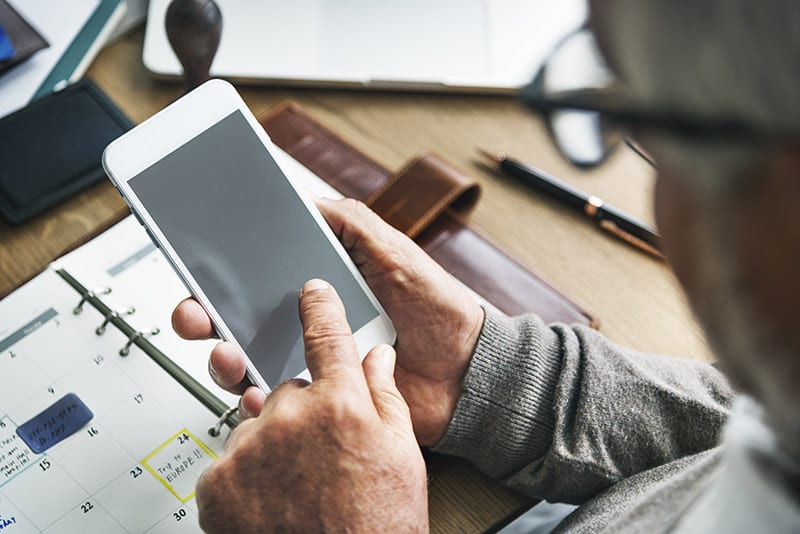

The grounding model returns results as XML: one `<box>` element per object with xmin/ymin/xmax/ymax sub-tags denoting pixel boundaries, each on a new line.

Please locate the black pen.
<box><xmin>478</xmin><ymin>149</ymin><xmax>664</xmax><ymax>259</ymax></box>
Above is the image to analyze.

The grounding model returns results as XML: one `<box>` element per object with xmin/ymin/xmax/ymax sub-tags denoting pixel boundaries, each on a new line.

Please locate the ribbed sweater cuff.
<box><xmin>432</xmin><ymin>310</ymin><xmax>563</xmax><ymax>478</ymax></box>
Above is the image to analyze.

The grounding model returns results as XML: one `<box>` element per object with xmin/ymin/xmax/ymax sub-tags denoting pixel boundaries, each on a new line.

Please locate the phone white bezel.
<box><xmin>102</xmin><ymin>79</ymin><xmax>396</xmax><ymax>393</ymax></box>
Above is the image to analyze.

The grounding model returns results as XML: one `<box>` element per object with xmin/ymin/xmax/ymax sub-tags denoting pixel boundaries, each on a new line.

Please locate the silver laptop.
<box><xmin>143</xmin><ymin>0</ymin><xmax>587</xmax><ymax>94</ymax></box>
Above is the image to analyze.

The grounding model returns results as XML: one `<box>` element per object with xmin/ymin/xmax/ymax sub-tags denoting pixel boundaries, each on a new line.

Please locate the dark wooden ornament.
<box><xmin>165</xmin><ymin>0</ymin><xmax>223</xmax><ymax>90</ymax></box>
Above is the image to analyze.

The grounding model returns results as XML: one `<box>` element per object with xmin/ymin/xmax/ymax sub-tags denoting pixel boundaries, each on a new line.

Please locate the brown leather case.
<box><xmin>259</xmin><ymin>102</ymin><xmax>597</xmax><ymax>327</ymax></box>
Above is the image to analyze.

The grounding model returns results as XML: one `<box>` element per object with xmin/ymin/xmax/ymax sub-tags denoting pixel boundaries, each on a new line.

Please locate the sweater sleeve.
<box><xmin>431</xmin><ymin>310</ymin><xmax>734</xmax><ymax>504</ymax></box>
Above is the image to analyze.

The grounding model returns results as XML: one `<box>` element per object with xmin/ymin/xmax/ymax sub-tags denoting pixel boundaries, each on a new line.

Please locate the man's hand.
<box><xmin>195</xmin><ymin>279</ymin><xmax>428</xmax><ymax>532</ymax></box>
<box><xmin>173</xmin><ymin>198</ymin><xmax>485</xmax><ymax>445</ymax></box>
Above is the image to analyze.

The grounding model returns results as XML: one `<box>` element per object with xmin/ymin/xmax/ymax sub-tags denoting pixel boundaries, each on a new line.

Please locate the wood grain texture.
<box><xmin>0</xmin><ymin>28</ymin><xmax>712</xmax><ymax>532</ymax></box>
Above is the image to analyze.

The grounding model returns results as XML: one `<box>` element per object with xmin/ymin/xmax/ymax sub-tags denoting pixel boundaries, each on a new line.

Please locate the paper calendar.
<box><xmin>0</xmin><ymin>216</ymin><xmax>240</xmax><ymax>533</ymax></box>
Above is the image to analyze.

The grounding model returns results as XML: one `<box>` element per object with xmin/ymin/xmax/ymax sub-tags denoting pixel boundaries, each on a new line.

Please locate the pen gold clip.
<box><xmin>598</xmin><ymin>219</ymin><xmax>665</xmax><ymax>259</ymax></box>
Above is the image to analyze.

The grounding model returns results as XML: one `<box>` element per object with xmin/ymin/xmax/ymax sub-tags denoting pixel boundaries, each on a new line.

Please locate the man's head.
<box><xmin>588</xmin><ymin>0</ymin><xmax>800</xmax><ymax>454</ymax></box>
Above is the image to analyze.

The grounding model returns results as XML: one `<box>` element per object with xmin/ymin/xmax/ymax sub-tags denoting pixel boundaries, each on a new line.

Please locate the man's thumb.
<box><xmin>362</xmin><ymin>344</ymin><xmax>412</xmax><ymax>426</ymax></box>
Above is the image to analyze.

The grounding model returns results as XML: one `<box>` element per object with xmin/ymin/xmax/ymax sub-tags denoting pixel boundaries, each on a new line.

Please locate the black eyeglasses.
<box><xmin>521</xmin><ymin>28</ymin><xmax>798</xmax><ymax>169</ymax></box>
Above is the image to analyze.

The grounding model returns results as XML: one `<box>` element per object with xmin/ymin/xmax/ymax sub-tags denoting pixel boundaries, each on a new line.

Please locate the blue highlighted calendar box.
<box><xmin>15</xmin><ymin>393</ymin><xmax>93</xmax><ymax>454</ymax></box>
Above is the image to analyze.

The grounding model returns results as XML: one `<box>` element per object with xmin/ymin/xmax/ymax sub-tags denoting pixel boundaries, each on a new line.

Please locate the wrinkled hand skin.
<box><xmin>173</xmin><ymin>198</ymin><xmax>485</xmax><ymax>446</ymax></box>
<box><xmin>196</xmin><ymin>280</ymin><xmax>428</xmax><ymax>532</ymax></box>
<box><xmin>317</xmin><ymin>198</ymin><xmax>485</xmax><ymax>446</ymax></box>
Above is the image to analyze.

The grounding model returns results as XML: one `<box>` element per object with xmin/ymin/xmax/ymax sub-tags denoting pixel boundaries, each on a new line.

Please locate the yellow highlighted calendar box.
<box><xmin>142</xmin><ymin>428</ymin><xmax>217</xmax><ymax>502</ymax></box>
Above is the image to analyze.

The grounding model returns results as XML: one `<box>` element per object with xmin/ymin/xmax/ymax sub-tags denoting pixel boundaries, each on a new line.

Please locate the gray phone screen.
<box><xmin>129</xmin><ymin>110</ymin><xmax>379</xmax><ymax>387</ymax></box>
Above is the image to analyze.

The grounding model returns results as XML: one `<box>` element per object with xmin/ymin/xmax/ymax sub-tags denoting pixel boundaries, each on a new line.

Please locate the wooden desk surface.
<box><xmin>0</xmin><ymin>29</ymin><xmax>712</xmax><ymax>533</ymax></box>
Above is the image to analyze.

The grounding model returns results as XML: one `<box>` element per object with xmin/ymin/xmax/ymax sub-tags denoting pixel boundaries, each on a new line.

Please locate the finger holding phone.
<box><xmin>195</xmin><ymin>279</ymin><xmax>428</xmax><ymax>532</ymax></box>
<box><xmin>103</xmin><ymin>79</ymin><xmax>483</xmax><ymax>529</ymax></box>
<box><xmin>174</xmin><ymin>195</ymin><xmax>486</xmax><ymax>445</ymax></box>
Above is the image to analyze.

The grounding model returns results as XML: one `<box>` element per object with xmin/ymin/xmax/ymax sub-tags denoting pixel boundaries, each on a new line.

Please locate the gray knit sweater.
<box><xmin>432</xmin><ymin>311</ymin><xmax>744</xmax><ymax>532</ymax></box>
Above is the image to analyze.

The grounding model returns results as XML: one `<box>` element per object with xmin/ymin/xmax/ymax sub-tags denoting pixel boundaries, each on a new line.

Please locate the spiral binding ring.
<box><xmin>95</xmin><ymin>306</ymin><xmax>135</xmax><ymax>335</ymax></box>
<box><xmin>208</xmin><ymin>406</ymin><xmax>239</xmax><ymax>437</ymax></box>
<box><xmin>119</xmin><ymin>327</ymin><xmax>161</xmax><ymax>356</ymax></box>
<box><xmin>73</xmin><ymin>286</ymin><xmax>112</xmax><ymax>315</ymax></box>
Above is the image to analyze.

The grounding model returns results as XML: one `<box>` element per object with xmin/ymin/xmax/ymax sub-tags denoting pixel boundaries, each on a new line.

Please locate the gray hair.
<box><xmin>598</xmin><ymin>0</ymin><xmax>800</xmax><ymax>190</ymax></box>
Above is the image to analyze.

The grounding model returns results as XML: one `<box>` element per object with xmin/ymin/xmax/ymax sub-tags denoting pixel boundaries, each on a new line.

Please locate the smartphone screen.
<box><xmin>128</xmin><ymin>110</ymin><xmax>379</xmax><ymax>386</ymax></box>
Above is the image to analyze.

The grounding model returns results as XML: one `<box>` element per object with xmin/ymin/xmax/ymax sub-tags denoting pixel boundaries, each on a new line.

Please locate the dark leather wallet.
<box><xmin>0</xmin><ymin>79</ymin><xmax>133</xmax><ymax>224</ymax></box>
<box><xmin>0</xmin><ymin>0</ymin><xmax>48</xmax><ymax>75</ymax></box>
<box><xmin>259</xmin><ymin>102</ymin><xmax>597</xmax><ymax>326</ymax></box>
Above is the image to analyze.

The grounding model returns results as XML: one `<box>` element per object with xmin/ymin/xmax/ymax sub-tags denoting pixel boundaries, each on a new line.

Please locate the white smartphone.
<box><xmin>102</xmin><ymin>79</ymin><xmax>395</xmax><ymax>393</ymax></box>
